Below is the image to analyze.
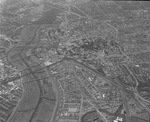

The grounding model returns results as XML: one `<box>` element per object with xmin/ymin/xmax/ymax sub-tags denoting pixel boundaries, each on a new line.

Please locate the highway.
<box><xmin>81</xmin><ymin>104</ymin><xmax>124</xmax><ymax>122</ymax></box>
<box><xmin>63</xmin><ymin>57</ymin><xmax>150</xmax><ymax>122</ymax></box>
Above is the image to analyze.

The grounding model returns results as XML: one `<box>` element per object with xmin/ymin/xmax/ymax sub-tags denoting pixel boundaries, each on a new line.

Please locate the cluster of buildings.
<box><xmin>48</xmin><ymin>57</ymin><xmax>150</xmax><ymax>122</ymax></box>
<box><xmin>58</xmin><ymin>103</ymin><xmax>81</xmax><ymax>122</ymax></box>
<box><xmin>51</xmin><ymin>61</ymin><xmax>123</xmax><ymax>122</ymax></box>
<box><xmin>0</xmin><ymin>86</ymin><xmax>23</xmax><ymax>122</ymax></box>
<box><xmin>50</xmin><ymin>64</ymin><xmax>83</xmax><ymax>122</ymax></box>
<box><xmin>0</xmin><ymin>58</ymin><xmax>23</xmax><ymax>122</ymax></box>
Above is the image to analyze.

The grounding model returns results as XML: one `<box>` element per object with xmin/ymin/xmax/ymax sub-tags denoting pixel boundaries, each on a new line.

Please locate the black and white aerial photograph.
<box><xmin>0</xmin><ymin>0</ymin><xmax>150</xmax><ymax>122</ymax></box>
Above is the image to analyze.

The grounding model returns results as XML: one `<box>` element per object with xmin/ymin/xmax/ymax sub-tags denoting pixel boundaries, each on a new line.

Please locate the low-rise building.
<box><xmin>60</xmin><ymin>111</ymin><xmax>79</xmax><ymax>120</ymax></box>
<box><xmin>58</xmin><ymin>119</ymin><xmax>78</xmax><ymax>122</ymax></box>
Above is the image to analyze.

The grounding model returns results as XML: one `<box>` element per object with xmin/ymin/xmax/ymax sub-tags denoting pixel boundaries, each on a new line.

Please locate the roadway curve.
<box><xmin>81</xmin><ymin>104</ymin><xmax>126</xmax><ymax>122</ymax></box>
